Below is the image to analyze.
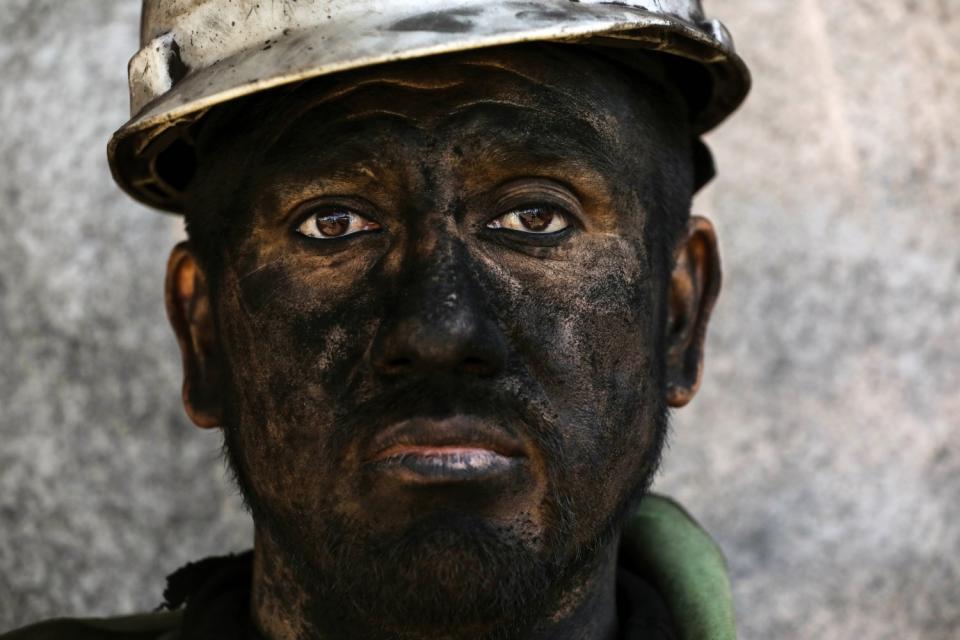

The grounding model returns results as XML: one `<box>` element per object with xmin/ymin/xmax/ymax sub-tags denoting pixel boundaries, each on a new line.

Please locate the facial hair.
<box><xmin>221</xmin><ymin>373</ymin><xmax>670</xmax><ymax>640</ymax></box>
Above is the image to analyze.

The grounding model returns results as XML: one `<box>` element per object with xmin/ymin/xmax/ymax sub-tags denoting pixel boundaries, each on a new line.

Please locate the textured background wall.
<box><xmin>1</xmin><ymin>1</ymin><xmax>957</xmax><ymax>637</ymax></box>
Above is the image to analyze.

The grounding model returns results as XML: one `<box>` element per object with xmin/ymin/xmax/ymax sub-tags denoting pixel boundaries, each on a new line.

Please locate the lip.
<box><xmin>364</xmin><ymin>415</ymin><xmax>527</xmax><ymax>483</ymax></box>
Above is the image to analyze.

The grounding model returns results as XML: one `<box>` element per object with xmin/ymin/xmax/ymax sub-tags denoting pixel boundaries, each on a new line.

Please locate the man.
<box><xmin>4</xmin><ymin>1</ymin><xmax>749</xmax><ymax>638</ymax></box>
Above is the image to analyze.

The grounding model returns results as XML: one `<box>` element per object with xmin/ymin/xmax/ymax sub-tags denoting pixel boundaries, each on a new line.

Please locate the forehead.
<box><xmin>189</xmin><ymin>44</ymin><xmax>693</xmax><ymax>223</ymax></box>
<box><xmin>251</xmin><ymin>45</ymin><xmax>679</xmax><ymax>174</ymax></box>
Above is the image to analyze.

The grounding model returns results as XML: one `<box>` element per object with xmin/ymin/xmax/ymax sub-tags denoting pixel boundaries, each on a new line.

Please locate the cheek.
<box><xmin>479</xmin><ymin>236</ymin><xmax>663</xmax><ymax>511</ymax></box>
<box><xmin>217</xmin><ymin>250</ymin><xmax>383</xmax><ymax>508</ymax></box>
<box><xmin>488</xmin><ymin>235</ymin><xmax>657</xmax><ymax>407</ymax></box>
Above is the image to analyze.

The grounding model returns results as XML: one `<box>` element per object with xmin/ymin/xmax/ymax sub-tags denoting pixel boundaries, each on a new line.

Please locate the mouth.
<box><xmin>364</xmin><ymin>415</ymin><xmax>527</xmax><ymax>484</ymax></box>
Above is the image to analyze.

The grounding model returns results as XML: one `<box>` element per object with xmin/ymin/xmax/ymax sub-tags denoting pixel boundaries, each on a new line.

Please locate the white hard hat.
<box><xmin>107</xmin><ymin>0</ymin><xmax>750</xmax><ymax>213</ymax></box>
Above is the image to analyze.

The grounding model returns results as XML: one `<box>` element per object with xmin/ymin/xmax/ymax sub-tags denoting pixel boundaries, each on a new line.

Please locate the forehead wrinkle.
<box><xmin>338</xmin><ymin>110</ymin><xmax>423</xmax><ymax>128</ymax></box>
<box><xmin>252</xmin><ymin>150</ymin><xmax>392</xmax><ymax>211</ymax></box>
<box><xmin>446</xmin><ymin>57</ymin><xmax>637</xmax><ymax>151</ymax></box>
<box><xmin>453</xmin><ymin>58</ymin><xmax>591</xmax><ymax>107</ymax></box>
<box><xmin>267</xmin><ymin>53</ymin><xmax>594</xmax><ymax>148</ymax></box>
<box><xmin>443</xmin><ymin>99</ymin><xmax>611</xmax><ymax>143</ymax></box>
<box><xmin>271</xmin><ymin>162</ymin><xmax>383</xmax><ymax>185</ymax></box>
<box><xmin>262</xmin><ymin>110</ymin><xmax>422</xmax><ymax>168</ymax></box>
<box><xmin>310</xmin><ymin>77</ymin><xmax>465</xmax><ymax>106</ymax></box>
<box><xmin>440</xmin><ymin>101</ymin><xmax>621</xmax><ymax>171</ymax></box>
<box><xmin>260</xmin><ymin>52</ymin><xmax>611</xmax><ymax>159</ymax></box>
<box><xmin>254</xmin><ymin>79</ymin><xmax>465</xmax><ymax>159</ymax></box>
<box><xmin>445</xmin><ymin>99</ymin><xmax>546</xmax><ymax>118</ymax></box>
<box><xmin>267</xmin><ymin>79</ymin><xmax>466</xmax><ymax>137</ymax></box>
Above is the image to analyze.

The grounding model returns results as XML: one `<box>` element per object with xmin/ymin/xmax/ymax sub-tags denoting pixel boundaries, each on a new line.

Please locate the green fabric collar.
<box><xmin>621</xmin><ymin>495</ymin><xmax>737</xmax><ymax>640</ymax></box>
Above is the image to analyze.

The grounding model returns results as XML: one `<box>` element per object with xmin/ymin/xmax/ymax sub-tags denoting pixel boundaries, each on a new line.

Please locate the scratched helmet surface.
<box><xmin>108</xmin><ymin>0</ymin><xmax>751</xmax><ymax>213</ymax></box>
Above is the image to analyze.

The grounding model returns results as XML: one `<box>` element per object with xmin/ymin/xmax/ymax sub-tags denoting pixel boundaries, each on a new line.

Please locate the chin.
<box><xmin>253</xmin><ymin>499</ymin><xmax>565</xmax><ymax>636</ymax></box>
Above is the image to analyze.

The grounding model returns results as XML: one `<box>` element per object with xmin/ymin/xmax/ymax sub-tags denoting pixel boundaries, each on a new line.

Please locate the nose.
<box><xmin>371</xmin><ymin>241</ymin><xmax>506</xmax><ymax>378</ymax></box>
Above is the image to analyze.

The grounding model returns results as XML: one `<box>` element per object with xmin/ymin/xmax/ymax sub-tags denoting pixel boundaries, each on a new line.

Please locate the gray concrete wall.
<box><xmin>1</xmin><ymin>1</ymin><xmax>957</xmax><ymax>637</ymax></box>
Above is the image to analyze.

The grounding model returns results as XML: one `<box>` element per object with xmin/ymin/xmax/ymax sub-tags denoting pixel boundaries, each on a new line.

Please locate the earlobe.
<box><xmin>664</xmin><ymin>216</ymin><xmax>721</xmax><ymax>408</ymax></box>
<box><xmin>165</xmin><ymin>242</ymin><xmax>224</xmax><ymax>428</ymax></box>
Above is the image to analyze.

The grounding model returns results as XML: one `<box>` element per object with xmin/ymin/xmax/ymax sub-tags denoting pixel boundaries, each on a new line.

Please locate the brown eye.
<box><xmin>517</xmin><ymin>208</ymin><xmax>555</xmax><ymax>231</ymax></box>
<box><xmin>487</xmin><ymin>206</ymin><xmax>571</xmax><ymax>234</ymax></box>
<box><xmin>316</xmin><ymin>212</ymin><xmax>350</xmax><ymax>236</ymax></box>
<box><xmin>297</xmin><ymin>209</ymin><xmax>380</xmax><ymax>239</ymax></box>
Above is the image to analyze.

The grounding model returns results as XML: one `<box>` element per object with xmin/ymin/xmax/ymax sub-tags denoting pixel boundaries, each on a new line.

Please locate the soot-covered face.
<box><xmin>166</xmin><ymin>45</ymin><xmax>719</xmax><ymax>639</ymax></box>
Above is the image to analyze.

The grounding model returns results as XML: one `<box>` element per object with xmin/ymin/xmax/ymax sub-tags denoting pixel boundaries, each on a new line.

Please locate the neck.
<box><xmin>250</xmin><ymin>526</ymin><xmax>622</xmax><ymax>640</ymax></box>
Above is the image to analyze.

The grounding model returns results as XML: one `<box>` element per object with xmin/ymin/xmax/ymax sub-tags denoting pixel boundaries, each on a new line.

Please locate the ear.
<box><xmin>165</xmin><ymin>242</ymin><xmax>224</xmax><ymax>428</ymax></box>
<box><xmin>664</xmin><ymin>216</ymin><xmax>722</xmax><ymax>408</ymax></box>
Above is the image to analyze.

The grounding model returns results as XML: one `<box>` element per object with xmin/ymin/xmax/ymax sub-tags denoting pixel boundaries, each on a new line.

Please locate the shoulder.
<box><xmin>1</xmin><ymin>610</ymin><xmax>182</xmax><ymax>640</ymax></box>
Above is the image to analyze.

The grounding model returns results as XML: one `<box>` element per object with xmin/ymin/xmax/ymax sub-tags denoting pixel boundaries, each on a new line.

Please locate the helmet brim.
<box><xmin>108</xmin><ymin>4</ymin><xmax>749</xmax><ymax>213</ymax></box>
